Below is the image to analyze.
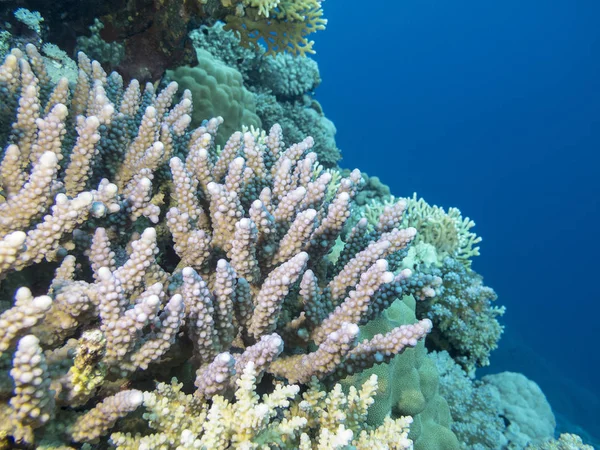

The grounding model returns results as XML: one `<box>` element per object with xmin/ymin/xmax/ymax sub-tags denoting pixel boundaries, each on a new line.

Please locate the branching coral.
<box><xmin>418</xmin><ymin>257</ymin><xmax>504</xmax><ymax>374</ymax></box>
<box><xmin>111</xmin><ymin>364</ymin><xmax>413</xmax><ymax>449</ymax></box>
<box><xmin>372</xmin><ymin>193</ymin><xmax>482</xmax><ymax>269</ymax></box>
<box><xmin>189</xmin><ymin>22</ymin><xmax>340</xmax><ymax>167</ymax></box>
<box><xmin>357</xmin><ymin>192</ymin><xmax>500</xmax><ymax>374</ymax></box>
<box><xmin>0</xmin><ymin>45</ymin><xmax>439</xmax><ymax>446</ymax></box>
<box><xmin>526</xmin><ymin>434</ymin><xmax>594</xmax><ymax>450</ymax></box>
<box><xmin>432</xmin><ymin>350</ymin><xmax>508</xmax><ymax>450</ymax></box>
<box><xmin>223</xmin><ymin>0</ymin><xmax>327</xmax><ymax>56</ymax></box>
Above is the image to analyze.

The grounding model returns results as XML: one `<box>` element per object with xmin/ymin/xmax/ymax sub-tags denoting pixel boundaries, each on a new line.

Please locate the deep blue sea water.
<box><xmin>315</xmin><ymin>0</ymin><xmax>600</xmax><ymax>443</ymax></box>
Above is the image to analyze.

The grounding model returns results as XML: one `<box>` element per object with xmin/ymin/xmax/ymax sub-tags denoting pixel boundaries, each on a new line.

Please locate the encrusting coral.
<box><xmin>0</xmin><ymin>44</ymin><xmax>442</xmax><ymax>447</ymax></box>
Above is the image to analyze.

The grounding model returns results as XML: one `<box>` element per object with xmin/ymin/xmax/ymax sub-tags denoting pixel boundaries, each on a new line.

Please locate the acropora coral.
<box><xmin>0</xmin><ymin>44</ymin><xmax>441</xmax><ymax>447</ymax></box>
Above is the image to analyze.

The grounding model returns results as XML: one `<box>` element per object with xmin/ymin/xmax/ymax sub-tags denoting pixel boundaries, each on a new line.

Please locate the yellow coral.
<box><xmin>111</xmin><ymin>365</ymin><xmax>413</xmax><ymax>449</ymax></box>
<box><xmin>525</xmin><ymin>433</ymin><xmax>594</xmax><ymax>450</ymax></box>
<box><xmin>362</xmin><ymin>193</ymin><xmax>481</xmax><ymax>268</ymax></box>
<box><xmin>404</xmin><ymin>193</ymin><xmax>481</xmax><ymax>268</ymax></box>
<box><xmin>68</xmin><ymin>330</ymin><xmax>107</xmax><ymax>405</ymax></box>
<box><xmin>224</xmin><ymin>0</ymin><xmax>327</xmax><ymax>56</ymax></box>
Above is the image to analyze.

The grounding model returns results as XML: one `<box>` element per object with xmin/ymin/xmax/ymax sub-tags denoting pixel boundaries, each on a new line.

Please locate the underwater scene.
<box><xmin>0</xmin><ymin>0</ymin><xmax>597</xmax><ymax>448</ymax></box>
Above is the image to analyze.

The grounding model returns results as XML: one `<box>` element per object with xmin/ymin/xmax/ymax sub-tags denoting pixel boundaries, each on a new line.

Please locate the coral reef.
<box><xmin>359</xmin><ymin>195</ymin><xmax>503</xmax><ymax>375</ymax></box>
<box><xmin>526</xmin><ymin>433</ymin><xmax>595</xmax><ymax>450</ymax></box>
<box><xmin>0</xmin><ymin>45</ymin><xmax>440</xmax><ymax>447</ymax></box>
<box><xmin>167</xmin><ymin>49</ymin><xmax>262</xmax><ymax>145</ymax></box>
<box><xmin>111</xmin><ymin>364</ymin><xmax>413</xmax><ymax>449</ymax></box>
<box><xmin>190</xmin><ymin>22</ymin><xmax>341</xmax><ymax>167</ymax></box>
<box><xmin>403</xmin><ymin>193</ymin><xmax>482</xmax><ymax>269</ymax></box>
<box><xmin>0</xmin><ymin>8</ymin><xmax>591</xmax><ymax>449</ymax></box>
<box><xmin>223</xmin><ymin>0</ymin><xmax>327</xmax><ymax>56</ymax></box>
<box><xmin>353</xmin><ymin>172</ymin><xmax>392</xmax><ymax>207</ymax></box>
<box><xmin>432</xmin><ymin>351</ymin><xmax>590</xmax><ymax>450</ymax></box>
<box><xmin>342</xmin><ymin>298</ymin><xmax>461</xmax><ymax>450</ymax></box>
<box><xmin>3</xmin><ymin>0</ymin><xmax>326</xmax><ymax>82</ymax></box>
<box><xmin>417</xmin><ymin>257</ymin><xmax>504</xmax><ymax>374</ymax></box>
<box><xmin>483</xmin><ymin>372</ymin><xmax>557</xmax><ymax>448</ymax></box>
<box><xmin>433</xmin><ymin>350</ymin><xmax>508</xmax><ymax>449</ymax></box>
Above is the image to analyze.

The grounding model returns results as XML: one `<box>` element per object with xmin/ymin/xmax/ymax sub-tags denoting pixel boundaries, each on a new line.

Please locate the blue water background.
<box><xmin>314</xmin><ymin>0</ymin><xmax>600</xmax><ymax>442</ymax></box>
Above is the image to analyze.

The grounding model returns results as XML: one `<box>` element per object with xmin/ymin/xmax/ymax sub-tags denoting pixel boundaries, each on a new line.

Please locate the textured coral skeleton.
<box><xmin>0</xmin><ymin>44</ymin><xmax>438</xmax><ymax>447</ymax></box>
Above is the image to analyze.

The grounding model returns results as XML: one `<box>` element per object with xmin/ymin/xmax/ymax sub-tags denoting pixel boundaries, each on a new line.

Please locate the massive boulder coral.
<box><xmin>0</xmin><ymin>45</ymin><xmax>439</xmax><ymax>447</ymax></box>
<box><xmin>190</xmin><ymin>22</ymin><xmax>341</xmax><ymax>168</ymax></box>
<box><xmin>166</xmin><ymin>49</ymin><xmax>262</xmax><ymax>145</ymax></box>
<box><xmin>342</xmin><ymin>297</ymin><xmax>461</xmax><ymax>450</ymax></box>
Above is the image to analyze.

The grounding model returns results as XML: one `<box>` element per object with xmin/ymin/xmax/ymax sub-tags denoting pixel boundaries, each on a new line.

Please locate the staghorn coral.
<box><xmin>190</xmin><ymin>22</ymin><xmax>341</xmax><ymax>168</ymax></box>
<box><xmin>0</xmin><ymin>45</ymin><xmax>440</xmax><ymax>446</ymax></box>
<box><xmin>358</xmin><ymin>193</ymin><xmax>503</xmax><ymax>375</ymax></box>
<box><xmin>357</xmin><ymin>195</ymin><xmax>503</xmax><ymax>374</ymax></box>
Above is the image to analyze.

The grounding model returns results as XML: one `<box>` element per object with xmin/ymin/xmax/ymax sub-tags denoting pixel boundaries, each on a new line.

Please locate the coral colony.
<box><xmin>0</xmin><ymin>2</ymin><xmax>593</xmax><ymax>449</ymax></box>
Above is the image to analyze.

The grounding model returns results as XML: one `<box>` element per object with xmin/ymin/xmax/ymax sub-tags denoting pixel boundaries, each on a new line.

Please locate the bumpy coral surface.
<box><xmin>190</xmin><ymin>22</ymin><xmax>341</xmax><ymax>168</ymax></box>
<box><xmin>418</xmin><ymin>257</ymin><xmax>504</xmax><ymax>375</ymax></box>
<box><xmin>433</xmin><ymin>350</ymin><xmax>508</xmax><ymax>450</ymax></box>
<box><xmin>167</xmin><ymin>49</ymin><xmax>262</xmax><ymax>145</ymax></box>
<box><xmin>0</xmin><ymin>45</ymin><xmax>441</xmax><ymax>447</ymax></box>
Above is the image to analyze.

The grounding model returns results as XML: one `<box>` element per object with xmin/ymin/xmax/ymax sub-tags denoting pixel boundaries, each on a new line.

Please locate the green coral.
<box><xmin>167</xmin><ymin>49</ymin><xmax>262</xmax><ymax>145</ymax></box>
<box><xmin>341</xmin><ymin>296</ymin><xmax>461</xmax><ymax>450</ymax></box>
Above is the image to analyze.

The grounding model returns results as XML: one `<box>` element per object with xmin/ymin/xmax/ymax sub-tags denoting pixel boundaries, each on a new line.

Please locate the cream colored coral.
<box><xmin>9</xmin><ymin>335</ymin><xmax>55</xmax><ymax>443</ymax></box>
<box><xmin>0</xmin><ymin>289</ymin><xmax>52</xmax><ymax>355</ymax></box>
<box><xmin>248</xmin><ymin>251</ymin><xmax>309</xmax><ymax>339</ymax></box>
<box><xmin>71</xmin><ymin>390</ymin><xmax>143</xmax><ymax>442</ymax></box>
<box><xmin>404</xmin><ymin>193</ymin><xmax>482</xmax><ymax>268</ymax></box>
<box><xmin>312</xmin><ymin>259</ymin><xmax>394</xmax><ymax>344</ymax></box>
